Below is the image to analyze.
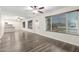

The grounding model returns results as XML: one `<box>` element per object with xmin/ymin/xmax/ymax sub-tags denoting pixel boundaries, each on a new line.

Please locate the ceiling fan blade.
<box><xmin>38</xmin><ymin>11</ymin><xmax>43</xmax><ymax>13</ymax></box>
<box><xmin>39</xmin><ymin>7</ymin><xmax>44</xmax><ymax>9</ymax></box>
<box><xmin>30</xmin><ymin>6</ymin><xmax>37</xmax><ymax>9</ymax></box>
<box><xmin>30</xmin><ymin>6</ymin><xmax>33</xmax><ymax>8</ymax></box>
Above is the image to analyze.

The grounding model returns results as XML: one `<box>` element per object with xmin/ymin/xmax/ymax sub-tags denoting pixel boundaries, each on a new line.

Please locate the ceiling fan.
<box><xmin>30</xmin><ymin>6</ymin><xmax>45</xmax><ymax>14</ymax></box>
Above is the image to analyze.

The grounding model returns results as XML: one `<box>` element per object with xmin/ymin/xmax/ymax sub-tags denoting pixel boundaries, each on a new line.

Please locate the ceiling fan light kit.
<box><xmin>26</xmin><ymin>6</ymin><xmax>45</xmax><ymax>14</ymax></box>
<box><xmin>33</xmin><ymin>10</ymin><xmax>38</xmax><ymax>13</ymax></box>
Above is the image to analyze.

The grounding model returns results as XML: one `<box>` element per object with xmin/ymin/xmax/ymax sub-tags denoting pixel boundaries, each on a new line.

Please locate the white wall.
<box><xmin>0</xmin><ymin>21</ymin><xmax>2</xmax><ymax>39</ymax></box>
<box><xmin>3</xmin><ymin>20</ymin><xmax>22</xmax><ymax>29</ymax></box>
<box><xmin>1</xmin><ymin>15</ymin><xmax>23</xmax><ymax>30</ymax></box>
<box><xmin>0</xmin><ymin>7</ymin><xmax>26</xmax><ymax>39</ymax></box>
<box><xmin>25</xmin><ymin>6</ymin><xmax>79</xmax><ymax>46</ymax></box>
<box><xmin>22</xmin><ymin>19</ymin><xmax>35</xmax><ymax>33</ymax></box>
<box><xmin>0</xmin><ymin>8</ymin><xmax>3</xmax><ymax>39</ymax></box>
<box><xmin>0</xmin><ymin>15</ymin><xmax>24</xmax><ymax>39</ymax></box>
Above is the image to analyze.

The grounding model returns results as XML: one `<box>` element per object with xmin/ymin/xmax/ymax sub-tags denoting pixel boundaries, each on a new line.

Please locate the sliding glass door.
<box><xmin>51</xmin><ymin>14</ymin><xmax>66</xmax><ymax>33</ymax></box>
<box><xmin>46</xmin><ymin>10</ymin><xmax>79</xmax><ymax>35</ymax></box>
<box><xmin>66</xmin><ymin>11</ymin><xmax>78</xmax><ymax>34</ymax></box>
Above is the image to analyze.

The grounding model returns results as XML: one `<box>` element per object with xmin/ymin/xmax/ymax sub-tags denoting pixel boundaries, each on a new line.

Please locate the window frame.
<box><xmin>45</xmin><ymin>10</ymin><xmax>79</xmax><ymax>36</ymax></box>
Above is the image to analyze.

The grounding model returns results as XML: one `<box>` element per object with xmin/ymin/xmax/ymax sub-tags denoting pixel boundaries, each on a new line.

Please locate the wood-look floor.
<box><xmin>0</xmin><ymin>31</ymin><xmax>78</xmax><ymax>52</ymax></box>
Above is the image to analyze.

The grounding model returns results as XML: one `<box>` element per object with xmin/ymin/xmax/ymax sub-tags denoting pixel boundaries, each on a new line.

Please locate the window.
<box><xmin>28</xmin><ymin>20</ymin><xmax>33</xmax><ymax>29</ymax></box>
<box><xmin>66</xmin><ymin>12</ymin><xmax>78</xmax><ymax>34</ymax></box>
<box><xmin>51</xmin><ymin>14</ymin><xmax>66</xmax><ymax>33</ymax></box>
<box><xmin>46</xmin><ymin>10</ymin><xmax>78</xmax><ymax>35</ymax></box>
<box><xmin>23</xmin><ymin>22</ymin><xmax>25</xmax><ymax>28</ymax></box>
<box><xmin>46</xmin><ymin>16</ymin><xmax>51</xmax><ymax>31</ymax></box>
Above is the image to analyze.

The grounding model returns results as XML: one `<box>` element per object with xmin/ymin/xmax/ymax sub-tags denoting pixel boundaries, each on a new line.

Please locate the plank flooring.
<box><xmin>0</xmin><ymin>31</ymin><xmax>79</xmax><ymax>52</ymax></box>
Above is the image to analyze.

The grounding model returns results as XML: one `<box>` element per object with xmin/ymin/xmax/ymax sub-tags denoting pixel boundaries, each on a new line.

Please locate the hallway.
<box><xmin>0</xmin><ymin>31</ymin><xmax>79</xmax><ymax>52</ymax></box>
<box><xmin>0</xmin><ymin>1</ymin><xmax>79</xmax><ymax>59</ymax></box>
<box><xmin>0</xmin><ymin>6</ymin><xmax>79</xmax><ymax>52</ymax></box>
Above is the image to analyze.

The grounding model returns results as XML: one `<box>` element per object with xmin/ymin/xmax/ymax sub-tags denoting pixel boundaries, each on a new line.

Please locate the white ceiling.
<box><xmin>0</xmin><ymin>6</ymin><xmax>65</xmax><ymax>19</ymax></box>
